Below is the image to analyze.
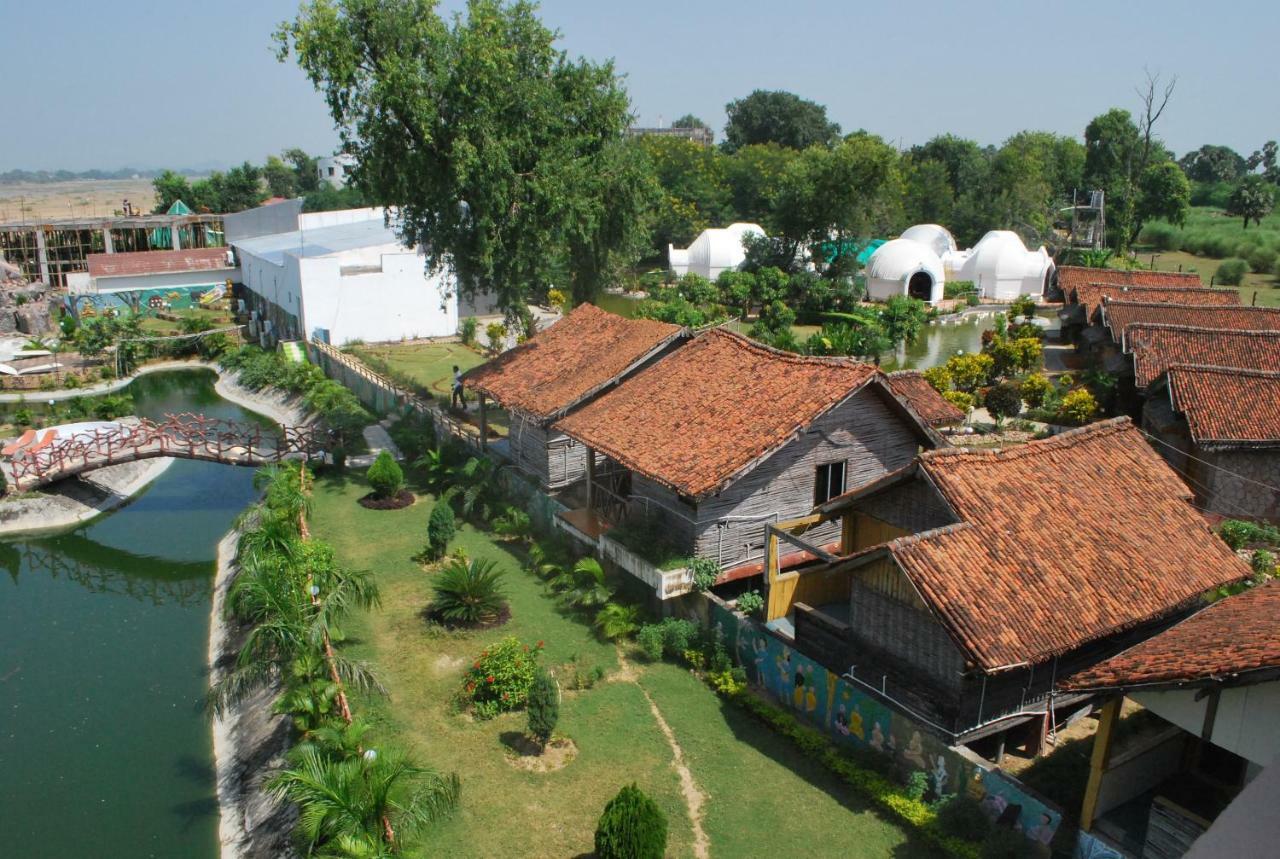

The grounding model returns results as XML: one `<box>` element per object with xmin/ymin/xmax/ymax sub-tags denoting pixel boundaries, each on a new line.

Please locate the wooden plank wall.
<box><xmin>507</xmin><ymin>415</ymin><xmax>588</xmax><ymax>490</ymax></box>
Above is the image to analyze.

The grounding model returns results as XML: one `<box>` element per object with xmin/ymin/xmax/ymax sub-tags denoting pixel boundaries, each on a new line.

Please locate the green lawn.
<box><xmin>349</xmin><ymin>341</ymin><xmax>487</xmax><ymax>399</ymax></box>
<box><xmin>308</xmin><ymin>469</ymin><xmax>935</xmax><ymax>858</ymax></box>
<box><xmin>1137</xmin><ymin>206</ymin><xmax>1280</xmax><ymax>307</ymax></box>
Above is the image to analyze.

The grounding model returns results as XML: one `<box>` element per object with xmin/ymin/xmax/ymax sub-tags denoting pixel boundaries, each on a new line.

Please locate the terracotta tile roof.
<box><xmin>1166</xmin><ymin>365</ymin><xmax>1280</xmax><ymax>446</ymax></box>
<box><xmin>87</xmin><ymin>247</ymin><xmax>234</xmax><ymax>278</ymax></box>
<box><xmin>462</xmin><ymin>304</ymin><xmax>683</xmax><ymax>421</ymax></box>
<box><xmin>1072</xmin><ymin>283</ymin><xmax>1237</xmax><ymax>321</ymax></box>
<box><xmin>882</xmin><ymin>419</ymin><xmax>1250</xmax><ymax>671</ymax></box>
<box><xmin>1103</xmin><ymin>301</ymin><xmax>1280</xmax><ymax>341</ymax></box>
<box><xmin>886</xmin><ymin>371</ymin><xmax>965</xmax><ymax>426</ymax></box>
<box><xmin>1125</xmin><ymin>325</ymin><xmax>1280</xmax><ymax>389</ymax></box>
<box><xmin>1058</xmin><ymin>266</ymin><xmax>1201</xmax><ymax>303</ymax></box>
<box><xmin>1062</xmin><ymin>581</ymin><xmax>1280</xmax><ymax>690</ymax></box>
<box><xmin>554</xmin><ymin>328</ymin><xmax>884</xmax><ymax>498</ymax></box>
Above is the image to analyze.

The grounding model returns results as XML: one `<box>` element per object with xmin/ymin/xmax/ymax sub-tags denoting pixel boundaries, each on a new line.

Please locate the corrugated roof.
<box><xmin>87</xmin><ymin>247</ymin><xmax>234</xmax><ymax>278</ymax></box>
<box><xmin>1125</xmin><ymin>325</ymin><xmax>1280</xmax><ymax>389</ymax></box>
<box><xmin>862</xmin><ymin>419</ymin><xmax>1249</xmax><ymax>672</ymax></box>
<box><xmin>554</xmin><ymin>329</ymin><xmax>886</xmax><ymax>498</ymax></box>
<box><xmin>1063</xmin><ymin>581</ymin><xmax>1280</xmax><ymax>690</ymax></box>
<box><xmin>463</xmin><ymin>304</ymin><xmax>683</xmax><ymax>421</ymax></box>
<box><xmin>1167</xmin><ymin>365</ymin><xmax>1280</xmax><ymax>446</ymax></box>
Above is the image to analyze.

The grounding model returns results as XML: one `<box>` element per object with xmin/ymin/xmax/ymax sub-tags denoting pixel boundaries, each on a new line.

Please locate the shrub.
<box><xmin>736</xmin><ymin>590</ymin><xmax>764</xmax><ymax>618</ymax></box>
<box><xmin>944</xmin><ymin>280</ymin><xmax>976</xmax><ymax>299</ymax></box>
<box><xmin>984</xmin><ymin>382</ymin><xmax>1023</xmax><ymax>423</ymax></box>
<box><xmin>365</xmin><ymin>450</ymin><xmax>404</xmax><ymax>498</ymax></box>
<box><xmin>13</xmin><ymin>407</ymin><xmax>33</xmax><ymax>426</ymax></box>
<box><xmin>935</xmin><ymin>795</ymin><xmax>992</xmax><ymax>842</ymax></box>
<box><xmin>1019</xmin><ymin>373</ymin><xmax>1051</xmax><ymax>408</ymax></box>
<box><xmin>1215</xmin><ymin>257</ymin><xmax>1249</xmax><ymax>286</ymax></box>
<box><xmin>905</xmin><ymin>770</ymin><xmax>929</xmax><ymax>801</ymax></box>
<box><xmin>942</xmin><ymin>391</ymin><xmax>974</xmax><ymax>412</ymax></box>
<box><xmin>689</xmin><ymin>556</ymin><xmax>719</xmax><ymax>592</ymax></box>
<box><xmin>965</xmin><ymin>294</ymin><xmax>980</xmax><ymax>307</ymax></box>
<box><xmin>1008</xmin><ymin>295</ymin><xmax>1037</xmax><ymax>321</ymax></box>
<box><xmin>1056</xmin><ymin>389</ymin><xmax>1098</xmax><ymax>425</ymax></box>
<box><xmin>922</xmin><ymin>365</ymin><xmax>952</xmax><ymax>394</ymax></box>
<box><xmin>432</xmin><ymin>557</ymin><xmax>508</xmax><ymax>627</ymax></box>
<box><xmin>659</xmin><ymin>618</ymin><xmax>699</xmax><ymax>657</ymax></box>
<box><xmin>1219</xmin><ymin>519</ymin><xmax>1280</xmax><ymax>550</ymax></box>
<box><xmin>492</xmin><ymin>506</ymin><xmax>533</xmax><ymax>543</ymax></box>
<box><xmin>425</xmin><ymin>503</ymin><xmax>456</xmax><ymax>561</ymax></box>
<box><xmin>1251</xmin><ymin>549</ymin><xmax>1277</xmax><ymax>581</ymax></box>
<box><xmin>594</xmin><ymin>784</ymin><xmax>668</xmax><ymax>859</ymax></box>
<box><xmin>460</xmin><ymin>636</ymin><xmax>542</xmax><ymax>718</ymax></box>
<box><xmin>485</xmin><ymin>321</ymin><xmax>507</xmax><ymax>354</ymax></box>
<box><xmin>526</xmin><ymin>667</ymin><xmax>559</xmax><ymax>748</ymax></box>
<box><xmin>946</xmin><ymin>352</ymin><xmax>995</xmax><ymax>393</ymax></box>
<box><xmin>636</xmin><ymin>624</ymin><xmax>665</xmax><ymax>661</ymax></box>
<box><xmin>594</xmin><ymin>602</ymin><xmax>641</xmax><ymax>641</ymax></box>
<box><xmin>1247</xmin><ymin>246</ymin><xmax>1277</xmax><ymax>276</ymax></box>
<box><xmin>1140</xmin><ymin>221</ymin><xmax>1182</xmax><ymax>251</ymax></box>
<box><xmin>459</xmin><ymin>316</ymin><xmax>478</xmax><ymax>346</ymax></box>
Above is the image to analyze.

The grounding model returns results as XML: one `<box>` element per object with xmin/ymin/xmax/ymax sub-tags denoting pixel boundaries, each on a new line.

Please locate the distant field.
<box><xmin>0</xmin><ymin>178</ymin><xmax>157</xmax><ymax>221</ymax></box>
<box><xmin>1135</xmin><ymin>205</ymin><xmax>1280</xmax><ymax>307</ymax></box>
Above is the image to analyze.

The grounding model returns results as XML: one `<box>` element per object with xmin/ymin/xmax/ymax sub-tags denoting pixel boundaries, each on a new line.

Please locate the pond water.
<box><xmin>0</xmin><ymin>369</ymin><xmax>270</xmax><ymax>858</ymax></box>
<box><xmin>596</xmin><ymin>292</ymin><xmax>1059</xmax><ymax>370</ymax></box>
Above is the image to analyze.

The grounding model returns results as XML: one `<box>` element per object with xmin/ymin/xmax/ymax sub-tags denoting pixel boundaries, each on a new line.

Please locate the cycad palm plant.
<box><xmin>593</xmin><ymin>602</ymin><xmax>640</xmax><ymax>641</ymax></box>
<box><xmin>430</xmin><ymin>557</ymin><xmax>508</xmax><ymax>626</ymax></box>
<box><xmin>556</xmin><ymin>557</ymin><xmax>613</xmax><ymax>611</ymax></box>
<box><xmin>266</xmin><ymin>746</ymin><xmax>459</xmax><ymax>855</ymax></box>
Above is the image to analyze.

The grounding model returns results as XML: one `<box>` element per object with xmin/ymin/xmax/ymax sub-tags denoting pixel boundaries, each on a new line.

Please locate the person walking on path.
<box><xmin>451</xmin><ymin>365</ymin><xmax>467</xmax><ymax>410</ymax></box>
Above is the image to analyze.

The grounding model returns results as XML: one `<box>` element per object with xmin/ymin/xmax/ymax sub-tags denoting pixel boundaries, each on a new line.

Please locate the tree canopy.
<box><xmin>1227</xmin><ymin>175</ymin><xmax>1276</xmax><ymax>228</ymax></box>
<box><xmin>276</xmin><ymin>0</ymin><xmax>654</xmax><ymax>314</ymax></box>
<box><xmin>722</xmin><ymin>89</ymin><xmax>840</xmax><ymax>153</ymax></box>
<box><xmin>1178</xmin><ymin>144</ymin><xmax>1246</xmax><ymax>184</ymax></box>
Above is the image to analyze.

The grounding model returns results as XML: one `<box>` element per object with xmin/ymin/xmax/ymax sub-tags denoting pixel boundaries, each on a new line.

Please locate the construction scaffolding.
<box><xmin>0</xmin><ymin>212</ymin><xmax>225</xmax><ymax>288</ymax></box>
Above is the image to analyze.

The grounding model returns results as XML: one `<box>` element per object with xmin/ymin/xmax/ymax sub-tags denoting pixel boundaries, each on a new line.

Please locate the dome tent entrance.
<box><xmin>864</xmin><ymin>238</ymin><xmax>945</xmax><ymax>305</ymax></box>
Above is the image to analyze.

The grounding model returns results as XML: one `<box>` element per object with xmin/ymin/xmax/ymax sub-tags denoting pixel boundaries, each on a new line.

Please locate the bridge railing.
<box><xmin>5</xmin><ymin>414</ymin><xmax>326</xmax><ymax>491</ymax></box>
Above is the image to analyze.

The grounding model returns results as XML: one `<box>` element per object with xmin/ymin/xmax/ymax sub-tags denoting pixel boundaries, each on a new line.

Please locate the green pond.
<box><xmin>0</xmin><ymin>369</ymin><xmax>271</xmax><ymax>859</ymax></box>
<box><xmin>595</xmin><ymin>292</ymin><xmax>1058</xmax><ymax>370</ymax></box>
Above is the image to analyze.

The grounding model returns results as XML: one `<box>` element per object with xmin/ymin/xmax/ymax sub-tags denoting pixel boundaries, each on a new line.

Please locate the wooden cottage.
<box><xmin>1144</xmin><ymin>365</ymin><xmax>1280</xmax><ymax>520</ymax></box>
<box><xmin>462</xmin><ymin>304</ymin><xmax>685</xmax><ymax>489</ymax></box>
<box><xmin>762</xmin><ymin>418</ymin><xmax>1250</xmax><ymax>747</ymax></box>
<box><xmin>552</xmin><ymin>328</ymin><xmax>949</xmax><ymax>572</ymax></box>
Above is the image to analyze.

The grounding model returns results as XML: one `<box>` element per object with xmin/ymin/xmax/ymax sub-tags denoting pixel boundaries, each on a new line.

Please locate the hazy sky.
<box><xmin>5</xmin><ymin>0</ymin><xmax>1277</xmax><ymax>171</ymax></box>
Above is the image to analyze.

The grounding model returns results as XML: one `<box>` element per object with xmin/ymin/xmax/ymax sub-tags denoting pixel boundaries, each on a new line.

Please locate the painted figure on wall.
<box><xmin>903</xmin><ymin>731</ymin><xmax>928</xmax><ymax>770</ymax></box>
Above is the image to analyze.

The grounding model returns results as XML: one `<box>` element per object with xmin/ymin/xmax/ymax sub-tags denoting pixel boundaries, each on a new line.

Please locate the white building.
<box><xmin>316</xmin><ymin>154</ymin><xmax>357</xmax><ymax>189</ymax></box>
<box><xmin>668</xmin><ymin>222</ymin><xmax>764</xmax><ymax>280</ymax></box>
<box><xmin>231</xmin><ymin>208</ymin><xmax>457</xmax><ymax>346</ymax></box>
<box><xmin>864</xmin><ymin>238</ymin><xmax>946</xmax><ymax>304</ymax></box>
<box><xmin>946</xmin><ymin>230</ymin><xmax>1055</xmax><ymax>301</ymax></box>
<box><xmin>864</xmin><ymin>224</ymin><xmax>1054</xmax><ymax>306</ymax></box>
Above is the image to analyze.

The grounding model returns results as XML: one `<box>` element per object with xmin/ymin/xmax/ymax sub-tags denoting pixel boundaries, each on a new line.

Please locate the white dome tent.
<box><xmin>945</xmin><ymin>230</ymin><xmax>1054</xmax><ymax>301</ymax></box>
<box><xmin>864</xmin><ymin>238</ymin><xmax>945</xmax><ymax>304</ymax></box>
<box><xmin>668</xmin><ymin>222</ymin><xmax>764</xmax><ymax>280</ymax></box>
<box><xmin>899</xmin><ymin>224</ymin><xmax>957</xmax><ymax>259</ymax></box>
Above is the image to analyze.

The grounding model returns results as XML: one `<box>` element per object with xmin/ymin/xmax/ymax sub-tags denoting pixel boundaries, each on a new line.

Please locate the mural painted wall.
<box><xmin>67</xmin><ymin>284</ymin><xmax>226</xmax><ymax>319</ymax></box>
<box><xmin>710</xmin><ymin>601</ymin><xmax>1064</xmax><ymax>847</ymax></box>
<box><xmin>1074</xmin><ymin>830</ymin><xmax>1127</xmax><ymax>859</ymax></box>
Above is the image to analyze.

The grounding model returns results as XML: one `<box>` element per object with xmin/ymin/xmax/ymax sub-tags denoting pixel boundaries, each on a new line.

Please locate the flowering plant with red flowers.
<box><xmin>459</xmin><ymin>636</ymin><xmax>543</xmax><ymax>719</ymax></box>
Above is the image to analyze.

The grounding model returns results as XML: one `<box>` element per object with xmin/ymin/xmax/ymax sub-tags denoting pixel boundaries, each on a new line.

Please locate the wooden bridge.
<box><xmin>3</xmin><ymin>414</ymin><xmax>325</xmax><ymax>492</ymax></box>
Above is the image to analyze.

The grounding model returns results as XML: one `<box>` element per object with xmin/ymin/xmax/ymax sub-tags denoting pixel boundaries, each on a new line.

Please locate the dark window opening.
<box><xmin>814</xmin><ymin>461</ymin><xmax>847</xmax><ymax>505</ymax></box>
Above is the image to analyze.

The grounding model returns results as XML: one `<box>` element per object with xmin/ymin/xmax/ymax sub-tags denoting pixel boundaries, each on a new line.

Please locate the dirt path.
<box><xmin>616</xmin><ymin>647</ymin><xmax>711</xmax><ymax>859</ymax></box>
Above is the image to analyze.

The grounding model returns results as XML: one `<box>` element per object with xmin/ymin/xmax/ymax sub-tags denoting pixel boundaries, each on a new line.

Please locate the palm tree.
<box><xmin>293</xmin><ymin>717</ymin><xmax>375</xmax><ymax>764</ymax></box>
<box><xmin>254</xmin><ymin>462</ymin><xmax>312</xmax><ymax>526</ymax></box>
<box><xmin>553</xmin><ymin>558</ymin><xmax>613</xmax><ymax>611</ymax></box>
<box><xmin>442</xmin><ymin>455</ymin><xmax>501</xmax><ymax>521</ymax></box>
<box><xmin>492</xmin><ymin>507</ymin><xmax>533</xmax><ymax>544</ymax></box>
<box><xmin>430</xmin><ymin>557</ymin><xmax>508</xmax><ymax>626</ymax></box>
<box><xmin>266</xmin><ymin>746</ymin><xmax>459</xmax><ymax>854</ymax></box>
<box><xmin>594</xmin><ymin>603</ymin><xmax>640</xmax><ymax>641</ymax></box>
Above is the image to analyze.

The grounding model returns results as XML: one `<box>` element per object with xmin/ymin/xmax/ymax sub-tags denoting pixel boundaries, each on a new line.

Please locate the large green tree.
<box><xmin>636</xmin><ymin>135</ymin><xmax>729</xmax><ymax>252</ymax></box>
<box><xmin>1137</xmin><ymin>160</ymin><xmax>1191</xmax><ymax>228</ymax></box>
<box><xmin>284</xmin><ymin>147</ymin><xmax>322</xmax><ymax>193</ymax></box>
<box><xmin>722</xmin><ymin>90</ymin><xmax>840</xmax><ymax>153</ymax></box>
<box><xmin>1227</xmin><ymin>175</ymin><xmax>1276</xmax><ymax>228</ymax></box>
<box><xmin>1178</xmin><ymin>144</ymin><xmax>1246</xmax><ymax>184</ymax></box>
<box><xmin>263</xmin><ymin>155</ymin><xmax>298</xmax><ymax>198</ymax></box>
<box><xmin>276</xmin><ymin>0</ymin><xmax>653</xmax><ymax>313</ymax></box>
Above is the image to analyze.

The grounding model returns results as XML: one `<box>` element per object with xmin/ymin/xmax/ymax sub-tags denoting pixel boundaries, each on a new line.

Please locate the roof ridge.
<box><xmin>1126</xmin><ymin>323</ymin><xmax>1280</xmax><ymax>336</ymax></box>
<box><xmin>1082</xmin><ymin>282</ymin><xmax>1228</xmax><ymax>291</ymax></box>
<box><xmin>920</xmin><ymin>416</ymin><xmax>1132</xmax><ymax>464</ymax></box>
<box><xmin>1166</xmin><ymin>364</ymin><xmax>1280</xmax><ymax>379</ymax></box>
<box><xmin>1105</xmin><ymin>299</ymin><xmax>1280</xmax><ymax>311</ymax></box>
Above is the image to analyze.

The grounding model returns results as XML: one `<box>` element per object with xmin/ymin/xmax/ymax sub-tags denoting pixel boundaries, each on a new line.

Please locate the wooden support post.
<box><xmin>478</xmin><ymin>394</ymin><xmax>487</xmax><ymax>451</ymax></box>
<box><xmin>585</xmin><ymin>446</ymin><xmax>596</xmax><ymax>512</ymax></box>
<box><xmin>1080</xmin><ymin>696</ymin><xmax>1122</xmax><ymax>832</ymax></box>
<box><xmin>840</xmin><ymin>512</ymin><xmax>856</xmax><ymax>554</ymax></box>
<box><xmin>102</xmin><ymin>227</ymin><xmax>114</xmax><ymax>254</ymax></box>
<box><xmin>34</xmin><ymin>228</ymin><xmax>50</xmax><ymax>284</ymax></box>
<box><xmin>994</xmin><ymin>730</ymin><xmax>1007</xmax><ymax>765</ymax></box>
